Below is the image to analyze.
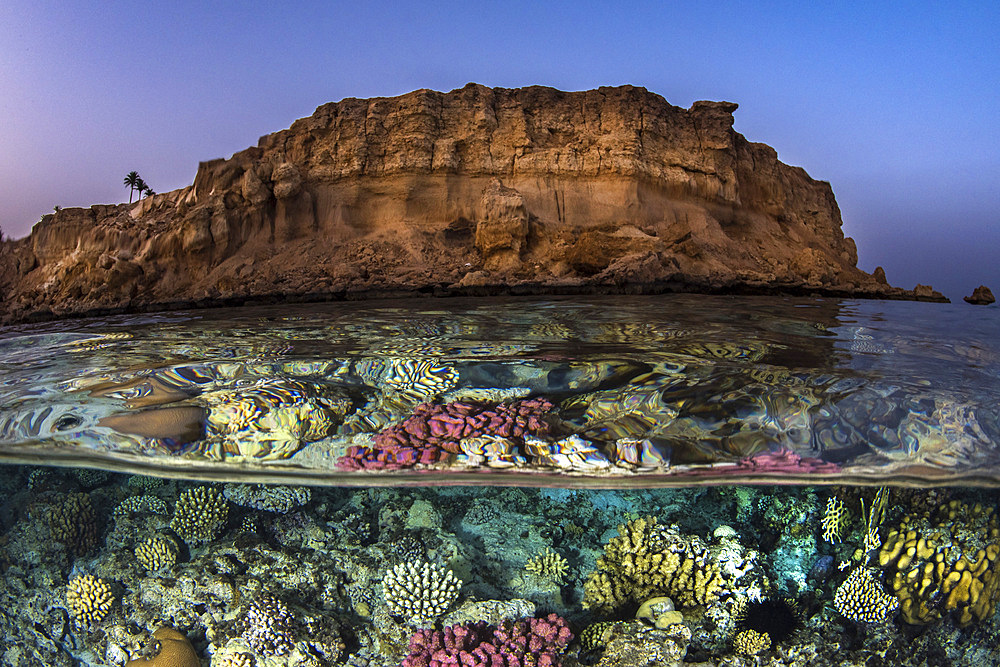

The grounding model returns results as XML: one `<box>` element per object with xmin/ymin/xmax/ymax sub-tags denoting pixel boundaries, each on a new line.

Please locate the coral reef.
<box><xmin>339</xmin><ymin>398</ymin><xmax>553</xmax><ymax>470</ymax></box>
<box><xmin>589</xmin><ymin>621</ymin><xmax>690</xmax><ymax>667</ymax></box>
<box><xmin>239</xmin><ymin>594</ymin><xmax>297</xmax><ymax>656</ymax></box>
<box><xmin>66</xmin><ymin>574</ymin><xmax>115</xmax><ymax>627</ymax></box>
<box><xmin>878</xmin><ymin>500</ymin><xmax>1000</xmax><ymax>625</ymax></box>
<box><xmin>223</xmin><ymin>483</ymin><xmax>311</xmax><ymax>513</ymax></box>
<box><xmin>210</xmin><ymin>651</ymin><xmax>253</xmax><ymax>667</ymax></box>
<box><xmin>384</xmin><ymin>560</ymin><xmax>462</xmax><ymax>625</ymax></box>
<box><xmin>834</xmin><ymin>567</ymin><xmax>899</xmax><ymax>624</ymax></box>
<box><xmin>170</xmin><ymin>486</ymin><xmax>229</xmax><ymax>543</ymax></box>
<box><xmin>49</xmin><ymin>492</ymin><xmax>99</xmax><ymax>556</ymax></box>
<box><xmin>821</xmin><ymin>496</ymin><xmax>848</xmax><ymax>543</ymax></box>
<box><xmin>401</xmin><ymin>613</ymin><xmax>572</xmax><ymax>667</ymax></box>
<box><xmin>135</xmin><ymin>536</ymin><xmax>179</xmax><ymax>571</ymax></box>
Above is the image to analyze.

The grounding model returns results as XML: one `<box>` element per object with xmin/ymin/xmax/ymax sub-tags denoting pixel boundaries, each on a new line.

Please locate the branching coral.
<box><xmin>402</xmin><ymin>614</ymin><xmax>572</xmax><ymax>667</ymax></box>
<box><xmin>338</xmin><ymin>398</ymin><xmax>554</xmax><ymax>470</ymax></box>
<box><xmin>170</xmin><ymin>486</ymin><xmax>228</xmax><ymax>543</ymax></box>
<box><xmin>66</xmin><ymin>574</ymin><xmax>115</xmax><ymax>627</ymax></box>
<box><xmin>582</xmin><ymin>516</ymin><xmax>734</xmax><ymax>613</ymax></box>
<box><xmin>383</xmin><ymin>560</ymin><xmax>462</xmax><ymax>625</ymax></box>
<box><xmin>525</xmin><ymin>547</ymin><xmax>569</xmax><ymax>584</ymax></box>
<box><xmin>240</xmin><ymin>594</ymin><xmax>297</xmax><ymax>656</ymax></box>
<box><xmin>135</xmin><ymin>535</ymin><xmax>179</xmax><ymax>571</ymax></box>
<box><xmin>50</xmin><ymin>492</ymin><xmax>99</xmax><ymax>556</ymax></box>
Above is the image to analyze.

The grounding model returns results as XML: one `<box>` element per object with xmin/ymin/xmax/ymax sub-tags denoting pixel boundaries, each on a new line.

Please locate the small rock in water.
<box><xmin>964</xmin><ymin>285</ymin><xmax>995</xmax><ymax>305</ymax></box>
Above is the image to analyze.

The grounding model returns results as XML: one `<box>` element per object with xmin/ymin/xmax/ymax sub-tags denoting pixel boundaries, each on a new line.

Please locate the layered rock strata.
<box><xmin>0</xmin><ymin>84</ymin><xmax>946</xmax><ymax>323</ymax></box>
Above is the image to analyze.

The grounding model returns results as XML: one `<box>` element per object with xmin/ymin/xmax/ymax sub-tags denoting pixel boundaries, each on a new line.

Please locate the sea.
<box><xmin>0</xmin><ymin>294</ymin><xmax>998</xmax><ymax>666</ymax></box>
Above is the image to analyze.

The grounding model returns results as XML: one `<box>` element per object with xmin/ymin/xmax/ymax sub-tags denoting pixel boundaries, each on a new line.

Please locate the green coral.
<box><xmin>582</xmin><ymin>516</ymin><xmax>728</xmax><ymax>613</ymax></box>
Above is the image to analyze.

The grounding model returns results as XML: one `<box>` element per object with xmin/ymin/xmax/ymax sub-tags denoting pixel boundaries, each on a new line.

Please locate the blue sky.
<box><xmin>1</xmin><ymin>1</ymin><xmax>997</xmax><ymax>300</ymax></box>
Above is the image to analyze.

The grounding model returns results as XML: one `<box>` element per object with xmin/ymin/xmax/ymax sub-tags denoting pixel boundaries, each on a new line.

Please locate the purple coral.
<box><xmin>402</xmin><ymin>613</ymin><xmax>573</xmax><ymax>667</ymax></box>
<box><xmin>338</xmin><ymin>398</ymin><xmax>554</xmax><ymax>470</ymax></box>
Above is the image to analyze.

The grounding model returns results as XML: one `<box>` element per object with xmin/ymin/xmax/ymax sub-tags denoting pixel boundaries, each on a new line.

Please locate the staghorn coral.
<box><xmin>402</xmin><ymin>613</ymin><xmax>572</xmax><ymax>667</ymax></box>
<box><xmin>525</xmin><ymin>547</ymin><xmax>569</xmax><ymax>584</ymax></box>
<box><xmin>732</xmin><ymin>628</ymin><xmax>770</xmax><ymax>655</ymax></box>
<box><xmin>49</xmin><ymin>492</ymin><xmax>99</xmax><ymax>556</ymax></box>
<box><xmin>833</xmin><ymin>567</ymin><xmax>898</xmax><ymax>624</ymax></box>
<box><xmin>339</xmin><ymin>398</ymin><xmax>554</xmax><ymax>470</ymax></box>
<box><xmin>582</xmin><ymin>516</ymin><xmax>731</xmax><ymax>613</ymax></box>
<box><xmin>383</xmin><ymin>560</ymin><xmax>462</xmax><ymax>625</ymax></box>
<box><xmin>240</xmin><ymin>594</ymin><xmax>297</xmax><ymax>656</ymax></box>
<box><xmin>170</xmin><ymin>486</ymin><xmax>229</xmax><ymax>543</ymax></box>
<box><xmin>135</xmin><ymin>535</ymin><xmax>179</xmax><ymax>571</ymax></box>
<box><xmin>66</xmin><ymin>574</ymin><xmax>115</xmax><ymax>627</ymax></box>
<box><xmin>877</xmin><ymin>499</ymin><xmax>1000</xmax><ymax>625</ymax></box>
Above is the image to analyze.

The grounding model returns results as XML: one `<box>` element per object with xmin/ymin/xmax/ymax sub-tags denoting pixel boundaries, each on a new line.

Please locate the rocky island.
<box><xmin>0</xmin><ymin>84</ymin><xmax>946</xmax><ymax>323</ymax></box>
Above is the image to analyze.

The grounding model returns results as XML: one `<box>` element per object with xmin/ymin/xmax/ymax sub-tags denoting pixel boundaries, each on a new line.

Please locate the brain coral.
<box><xmin>170</xmin><ymin>486</ymin><xmax>229</xmax><ymax>543</ymax></box>
<box><xmin>583</xmin><ymin>516</ymin><xmax>734</xmax><ymax>613</ymax></box>
<box><xmin>878</xmin><ymin>500</ymin><xmax>1000</xmax><ymax>625</ymax></box>
<box><xmin>66</xmin><ymin>574</ymin><xmax>115</xmax><ymax>626</ymax></box>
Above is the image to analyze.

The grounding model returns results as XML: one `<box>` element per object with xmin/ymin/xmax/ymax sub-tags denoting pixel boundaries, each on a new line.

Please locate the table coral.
<box><xmin>582</xmin><ymin>516</ymin><xmax>736</xmax><ymax>613</ymax></box>
<box><xmin>170</xmin><ymin>486</ymin><xmax>229</xmax><ymax>544</ymax></box>
<box><xmin>877</xmin><ymin>500</ymin><xmax>1000</xmax><ymax>625</ymax></box>
<box><xmin>401</xmin><ymin>613</ymin><xmax>572</xmax><ymax>667</ymax></box>
<box><xmin>338</xmin><ymin>398</ymin><xmax>554</xmax><ymax>470</ymax></box>
<box><xmin>66</xmin><ymin>574</ymin><xmax>115</xmax><ymax>627</ymax></box>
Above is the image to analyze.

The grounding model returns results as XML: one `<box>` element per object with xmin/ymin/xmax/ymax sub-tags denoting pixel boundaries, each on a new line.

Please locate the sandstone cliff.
<box><xmin>0</xmin><ymin>84</ymin><xmax>945</xmax><ymax>322</ymax></box>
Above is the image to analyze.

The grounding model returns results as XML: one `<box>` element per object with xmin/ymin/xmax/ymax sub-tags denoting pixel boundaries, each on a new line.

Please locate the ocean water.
<box><xmin>1</xmin><ymin>294</ymin><xmax>999</xmax><ymax>666</ymax></box>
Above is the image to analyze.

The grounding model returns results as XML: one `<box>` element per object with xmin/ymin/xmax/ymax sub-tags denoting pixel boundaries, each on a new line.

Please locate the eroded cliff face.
<box><xmin>0</xmin><ymin>84</ymin><xmax>943</xmax><ymax>322</ymax></box>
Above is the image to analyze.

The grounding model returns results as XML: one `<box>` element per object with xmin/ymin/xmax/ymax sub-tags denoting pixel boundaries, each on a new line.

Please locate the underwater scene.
<box><xmin>1</xmin><ymin>294</ymin><xmax>1000</xmax><ymax>666</ymax></box>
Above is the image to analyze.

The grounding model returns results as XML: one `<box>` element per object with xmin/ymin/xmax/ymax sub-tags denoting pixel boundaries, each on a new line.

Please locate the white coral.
<box><xmin>383</xmin><ymin>560</ymin><xmax>461</xmax><ymax>625</ymax></box>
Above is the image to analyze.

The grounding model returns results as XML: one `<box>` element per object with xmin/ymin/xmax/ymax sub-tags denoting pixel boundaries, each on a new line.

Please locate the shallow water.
<box><xmin>2</xmin><ymin>295</ymin><xmax>1000</xmax><ymax>666</ymax></box>
<box><xmin>0</xmin><ymin>295</ymin><xmax>998</xmax><ymax>486</ymax></box>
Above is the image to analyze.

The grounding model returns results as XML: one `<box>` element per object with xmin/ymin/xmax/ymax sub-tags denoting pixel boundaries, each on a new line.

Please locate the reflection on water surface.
<box><xmin>0</xmin><ymin>295</ymin><xmax>998</xmax><ymax>486</ymax></box>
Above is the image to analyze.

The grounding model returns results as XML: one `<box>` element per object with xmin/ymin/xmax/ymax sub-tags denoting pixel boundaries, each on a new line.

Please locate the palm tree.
<box><xmin>143</xmin><ymin>185</ymin><xmax>155</xmax><ymax>198</ymax></box>
<box><xmin>124</xmin><ymin>171</ymin><xmax>141</xmax><ymax>203</ymax></box>
<box><xmin>135</xmin><ymin>177</ymin><xmax>147</xmax><ymax>199</ymax></box>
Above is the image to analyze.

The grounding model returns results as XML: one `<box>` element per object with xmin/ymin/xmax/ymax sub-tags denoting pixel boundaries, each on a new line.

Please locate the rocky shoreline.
<box><xmin>0</xmin><ymin>84</ymin><xmax>948</xmax><ymax>325</ymax></box>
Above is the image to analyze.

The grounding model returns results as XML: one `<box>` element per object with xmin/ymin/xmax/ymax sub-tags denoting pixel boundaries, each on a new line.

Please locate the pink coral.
<box><xmin>402</xmin><ymin>614</ymin><xmax>573</xmax><ymax>667</ymax></box>
<box><xmin>338</xmin><ymin>398</ymin><xmax>554</xmax><ymax>470</ymax></box>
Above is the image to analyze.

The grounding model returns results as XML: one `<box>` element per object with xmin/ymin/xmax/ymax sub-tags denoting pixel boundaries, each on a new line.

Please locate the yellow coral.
<box><xmin>821</xmin><ymin>496</ymin><xmax>848</xmax><ymax>543</ymax></box>
<box><xmin>135</xmin><ymin>536</ymin><xmax>179</xmax><ymax>571</ymax></box>
<box><xmin>66</xmin><ymin>574</ymin><xmax>115</xmax><ymax>626</ymax></box>
<box><xmin>834</xmin><ymin>568</ymin><xmax>898</xmax><ymax>623</ymax></box>
<box><xmin>170</xmin><ymin>486</ymin><xmax>228</xmax><ymax>543</ymax></box>
<box><xmin>525</xmin><ymin>547</ymin><xmax>569</xmax><ymax>584</ymax></box>
<box><xmin>733</xmin><ymin>628</ymin><xmax>770</xmax><ymax>655</ymax></box>
<box><xmin>582</xmin><ymin>516</ymin><xmax>727</xmax><ymax>613</ymax></box>
<box><xmin>878</xmin><ymin>500</ymin><xmax>1000</xmax><ymax>625</ymax></box>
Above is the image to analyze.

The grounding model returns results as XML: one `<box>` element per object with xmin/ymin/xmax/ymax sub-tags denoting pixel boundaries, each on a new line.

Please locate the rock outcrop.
<box><xmin>0</xmin><ymin>84</ymin><xmax>946</xmax><ymax>323</ymax></box>
<box><xmin>964</xmin><ymin>285</ymin><xmax>995</xmax><ymax>305</ymax></box>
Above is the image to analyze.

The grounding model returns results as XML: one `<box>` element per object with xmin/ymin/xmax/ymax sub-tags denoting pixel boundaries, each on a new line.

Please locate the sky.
<box><xmin>1</xmin><ymin>1</ymin><xmax>997</xmax><ymax>301</ymax></box>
